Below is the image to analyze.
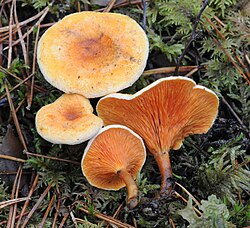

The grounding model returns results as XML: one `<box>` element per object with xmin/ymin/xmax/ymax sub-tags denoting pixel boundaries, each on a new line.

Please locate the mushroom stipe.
<box><xmin>81</xmin><ymin>125</ymin><xmax>146</xmax><ymax>209</ymax></box>
<box><xmin>36</xmin><ymin>11</ymin><xmax>219</xmax><ymax>206</ymax></box>
<box><xmin>97</xmin><ymin>76</ymin><xmax>219</xmax><ymax>194</ymax></box>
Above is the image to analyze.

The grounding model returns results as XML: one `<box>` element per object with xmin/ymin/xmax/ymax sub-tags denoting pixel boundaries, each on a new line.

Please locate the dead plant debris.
<box><xmin>0</xmin><ymin>0</ymin><xmax>249</xmax><ymax>227</ymax></box>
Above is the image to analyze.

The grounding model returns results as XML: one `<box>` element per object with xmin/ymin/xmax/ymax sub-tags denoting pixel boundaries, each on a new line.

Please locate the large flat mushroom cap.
<box><xmin>97</xmin><ymin>76</ymin><xmax>219</xmax><ymax>154</ymax></box>
<box><xmin>37</xmin><ymin>12</ymin><xmax>149</xmax><ymax>98</ymax></box>
<box><xmin>35</xmin><ymin>94</ymin><xmax>103</xmax><ymax>145</ymax></box>
<box><xmin>81</xmin><ymin>125</ymin><xmax>146</xmax><ymax>190</ymax></box>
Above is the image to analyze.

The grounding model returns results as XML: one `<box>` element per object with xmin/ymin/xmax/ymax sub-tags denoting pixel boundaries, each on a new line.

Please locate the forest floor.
<box><xmin>0</xmin><ymin>0</ymin><xmax>249</xmax><ymax>227</ymax></box>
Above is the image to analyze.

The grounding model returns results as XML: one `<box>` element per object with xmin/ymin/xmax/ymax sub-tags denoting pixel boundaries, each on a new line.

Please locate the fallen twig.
<box><xmin>175</xmin><ymin>182</ymin><xmax>201</xmax><ymax>206</ymax></box>
<box><xmin>16</xmin><ymin>174</ymin><xmax>39</xmax><ymax>228</ymax></box>
<box><xmin>175</xmin><ymin>0</ymin><xmax>209</xmax><ymax>74</ymax></box>
<box><xmin>24</xmin><ymin>151</ymin><xmax>80</xmax><ymax>165</ymax></box>
<box><xmin>21</xmin><ymin>182</ymin><xmax>53</xmax><ymax>228</ymax></box>
<box><xmin>0</xmin><ymin>206</ymin><xmax>43</xmax><ymax>226</ymax></box>
<box><xmin>14</xmin><ymin>98</ymin><xmax>25</xmax><ymax>114</ymax></box>
<box><xmin>7</xmin><ymin>166</ymin><xmax>21</xmax><ymax>227</ymax></box>
<box><xmin>0</xmin><ymin>7</ymin><xmax>48</xmax><ymax>33</ymax></box>
<box><xmin>174</xmin><ymin>191</ymin><xmax>202</xmax><ymax>216</ymax></box>
<box><xmin>95</xmin><ymin>0</ymin><xmax>142</xmax><ymax>12</ymax></box>
<box><xmin>143</xmin><ymin>66</ymin><xmax>198</xmax><ymax>76</ymax></box>
<box><xmin>7</xmin><ymin>0</ymin><xmax>14</xmax><ymax>68</ymax></box>
<box><xmin>26</xmin><ymin>20</ymin><xmax>41</xmax><ymax>110</ymax></box>
<box><xmin>221</xmin><ymin>96</ymin><xmax>250</xmax><ymax>138</ymax></box>
<box><xmin>103</xmin><ymin>0</ymin><xmax>116</xmax><ymax>12</ymax></box>
<box><xmin>0</xmin><ymin>6</ymin><xmax>3</xmax><ymax>66</ymax></box>
<box><xmin>106</xmin><ymin>203</ymin><xmax>124</xmax><ymax>228</ymax></box>
<box><xmin>79</xmin><ymin>205</ymin><xmax>135</xmax><ymax>228</ymax></box>
<box><xmin>75</xmin><ymin>217</ymin><xmax>101</xmax><ymax>226</ymax></box>
<box><xmin>203</xmin><ymin>15</ymin><xmax>250</xmax><ymax>80</ymax></box>
<box><xmin>0</xmin><ymin>171</ymin><xmax>30</xmax><ymax>175</ymax></box>
<box><xmin>200</xmin><ymin>21</ymin><xmax>250</xmax><ymax>84</ymax></box>
<box><xmin>213</xmin><ymin>15</ymin><xmax>225</xmax><ymax>28</ymax></box>
<box><xmin>185</xmin><ymin>67</ymin><xmax>199</xmax><ymax>77</ymax></box>
<box><xmin>69</xmin><ymin>210</ymin><xmax>78</xmax><ymax>228</ymax></box>
<box><xmin>59</xmin><ymin>210</ymin><xmax>70</xmax><ymax>228</ymax></box>
<box><xmin>169</xmin><ymin>217</ymin><xmax>176</xmax><ymax>228</ymax></box>
<box><xmin>0</xmin><ymin>197</ymin><xmax>30</xmax><ymax>209</ymax></box>
<box><xmin>52</xmin><ymin>192</ymin><xmax>61</xmax><ymax>228</ymax></box>
<box><xmin>0</xmin><ymin>73</ymin><xmax>35</xmax><ymax>101</ymax></box>
<box><xmin>13</xmin><ymin>0</ymin><xmax>29</xmax><ymax>69</ymax></box>
<box><xmin>4</xmin><ymin>78</ymin><xmax>28</xmax><ymax>151</ymax></box>
<box><xmin>3</xmin><ymin>6</ymin><xmax>50</xmax><ymax>50</ymax></box>
<box><xmin>244</xmin><ymin>52</ymin><xmax>250</xmax><ymax>67</ymax></box>
<box><xmin>38</xmin><ymin>193</ymin><xmax>55</xmax><ymax>228</ymax></box>
<box><xmin>0</xmin><ymin>154</ymin><xmax>26</xmax><ymax>163</ymax></box>
<box><xmin>0</xmin><ymin>66</ymin><xmax>46</xmax><ymax>93</ymax></box>
<box><xmin>10</xmin><ymin>166</ymin><xmax>23</xmax><ymax>228</ymax></box>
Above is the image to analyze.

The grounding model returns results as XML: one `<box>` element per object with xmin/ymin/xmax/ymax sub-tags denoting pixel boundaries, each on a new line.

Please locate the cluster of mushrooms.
<box><xmin>35</xmin><ymin>12</ymin><xmax>219</xmax><ymax>209</ymax></box>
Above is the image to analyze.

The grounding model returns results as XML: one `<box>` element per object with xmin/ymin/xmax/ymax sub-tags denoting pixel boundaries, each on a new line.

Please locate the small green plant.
<box><xmin>0</xmin><ymin>180</ymin><xmax>10</xmax><ymax>222</ymax></box>
<box><xmin>21</xmin><ymin>0</ymin><xmax>50</xmax><ymax>9</ymax></box>
<box><xmin>8</xmin><ymin>58</ymin><xmax>29</xmax><ymax>75</ymax></box>
<box><xmin>209</xmin><ymin>0</ymin><xmax>236</xmax><ymax>17</ymax></box>
<box><xmin>137</xmin><ymin>172</ymin><xmax>160</xmax><ymax>196</ymax></box>
<box><xmin>0</xmin><ymin>72</ymin><xmax>6</xmax><ymax>93</ymax></box>
<box><xmin>229</xmin><ymin>202</ymin><xmax>250</xmax><ymax>227</ymax></box>
<box><xmin>0</xmin><ymin>180</ymin><xmax>9</xmax><ymax>201</ymax></box>
<box><xmin>179</xmin><ymin>195</ymin><xmax>236</xmax><ymax>227</ymax></box>
<box><xmin>198</xmin><ymin>137</ymin><xmax>250</xmax><ymax>203</ymax></box>
<box><xmin>0</xmin><ymin>0</ymin><xmax>249</xmax><ymax>226</ymax></box>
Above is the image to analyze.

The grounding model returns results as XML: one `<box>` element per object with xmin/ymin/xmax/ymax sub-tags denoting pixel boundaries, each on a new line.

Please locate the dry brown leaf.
<box><xmin>0</xmin><ymin>124</ymin><xmax>28</xmax><ymax>195</ymax></box>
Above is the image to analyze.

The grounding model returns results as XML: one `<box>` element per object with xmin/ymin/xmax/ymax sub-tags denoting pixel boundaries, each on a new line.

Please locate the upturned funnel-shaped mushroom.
<box><xmin>36</xmin><ymin>94</ymin><xmax>103</xmax><ymax>145</ymax></box>
<box><xmin>97</xmin><ymin>76</ymin><xmax>219</xmax><ymax>193</ymax></box>
<box><xmin>81</xmin><ymin>125</ymin><xmax>146</xmax><ymax>209</ymax></box>
<box><xmin>37</xmin><ymin>12</ymin><xmax>149</xmax><ymax>98</ymax></box>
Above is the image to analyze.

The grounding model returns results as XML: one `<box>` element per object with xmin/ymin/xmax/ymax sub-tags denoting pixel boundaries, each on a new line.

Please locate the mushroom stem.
<box><xmin>154</xmin><ymin>151</ymin><xmax>173</xmax><ymax>194</ymax></box>
<box><xmin>117</xmin><ymin>169</ymin><xmax>138</xmax><ymax>209</ymax></box>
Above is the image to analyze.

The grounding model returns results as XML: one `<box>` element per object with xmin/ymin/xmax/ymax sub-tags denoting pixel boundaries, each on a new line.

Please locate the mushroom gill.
<box><xmin>97</xmin><ymin>76</ymin><xmax>219</xmax><ymax>193</ymax></box>
<box><xmin>81</xmin><ymin>125</ymin><xmax>146</xmax><ymax>209</ymax></box>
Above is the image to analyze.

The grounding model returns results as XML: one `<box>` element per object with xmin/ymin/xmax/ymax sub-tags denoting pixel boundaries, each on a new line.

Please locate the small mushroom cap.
<box><xmin>81</xmin><ymin>125</ymin><xmax>146</xmax><ymax>190</ymax></box>
<box><xmin>97</xmin><ymin>76</ymin><xmax>219</xmax><ymax>154</ymax></box>
<box><xmin>35</xmin><ymin>94</ymin><xmax>103</xmax><ymax>145</ymax></box>
<box><xmin>37</xmin><ymin>12</ymin><xmax>149</xmax><ymax>98</ymax></box>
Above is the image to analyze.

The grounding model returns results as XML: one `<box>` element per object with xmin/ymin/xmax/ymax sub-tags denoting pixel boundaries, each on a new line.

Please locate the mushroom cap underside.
<box><xmin>97</xmin><ymin>76</ymin><xmax>219</xmax><ymax>154</ymax></box>
<box><xmin>37</xmin><ymin>11</ymin><xmax>149</xmax><ymax>98</ymax></box>
<box><xmin>81</xmin><ymin>125</ymin><xmax>146</xmax><ymax>190</ymax></box>
<box><xmin>35</xmin><ymin>94</ymin><xmax>103</xmax><ymax>145</ymax></box>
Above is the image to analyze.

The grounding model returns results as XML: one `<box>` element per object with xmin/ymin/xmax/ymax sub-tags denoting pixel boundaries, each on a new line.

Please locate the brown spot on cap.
<box><xmin>63</xmin><ymin>110</ymin><xmax>82</xmax><ymax>121</ymax></box>
<box><xmin>37</xmin><ymin>12</ymin><xmax>149</xmax><ymax>98</ymax></box>
<box><xmin>36</xmin><ymin>94</ymin><xmax>103</xmax><ymax>145</ymax></box>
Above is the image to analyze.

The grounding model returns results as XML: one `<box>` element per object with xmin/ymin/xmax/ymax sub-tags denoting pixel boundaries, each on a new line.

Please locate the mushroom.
<box><xmin>35</xmin><ymin>94</ymin><xmax>103</xmax><ymax>145</ymax></box>
<box><xmin>37</xmin><ymin>11</ymin><xmax>149</xmax><ymax>98</ymax></box>
<box><xmin>97</xmin><ymin>76</ymin><xmax>219</xmax><ymax>193</ymax></box>
<box><xmin>81</xmin><ymin>125</ymin><xmax>146</xmax><ymax>209</ymax></box>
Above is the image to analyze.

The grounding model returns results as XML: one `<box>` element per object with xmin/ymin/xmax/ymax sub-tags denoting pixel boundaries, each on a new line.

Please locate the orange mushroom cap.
<box><xmin>37</xmin><ymin>12</ymin><xmax>149</xmax><ymax>98</ymax></box>
<box><xmin>82</xmin><ymin>125</ymin><xmax>146</xmax><ymax>208</ymax></box>
<box><xmin>35</xmin><ymin>94</ymin><xmax>103</xmax><ymax>145</ymax></box>
<box><xmin>97</xmin><ymin>76</ymin><xmax>219</xmax><ymax>192</ymax></box>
